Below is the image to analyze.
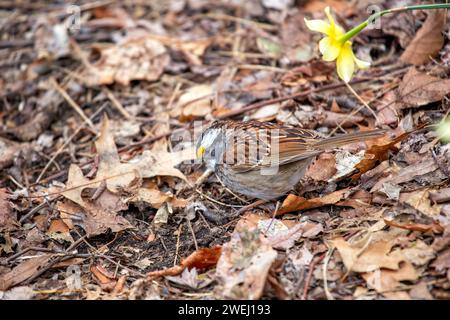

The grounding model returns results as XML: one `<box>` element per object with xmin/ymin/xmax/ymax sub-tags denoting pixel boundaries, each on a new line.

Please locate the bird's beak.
<box><xmin>197</xmin><ymin>146</ymin><xmax>206</xmax><ymax>159</ymax></box>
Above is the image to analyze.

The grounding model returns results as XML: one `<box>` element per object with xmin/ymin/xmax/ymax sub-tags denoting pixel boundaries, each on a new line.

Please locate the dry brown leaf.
<box><xmin>215</xmin><ymin>227</ymin><xmax>277</xmax><ymax>299</ymax></box>
<box><xmin>352</xmin><ymin>132</ymin><xmax>410</xmax><ymax>180</ymax></box>
<box><xmin>393</xmin><ymin>68</ymin><xmax>450</xmax><ymax>110</ymax></box>
<box><xmin>235</xmin><ymin>213</ymin><xmax>322</xmax><ymax>250</ymax></box>
<box><xmin>131</xmin><ymin>188</ymin><xmax>188</xmax><ymax>209</ymax></box>
<box><xmin>278</xmin><ymin>188</ymin><xmax>349</xmax><ymax>215</ymax></box>
<box><xmin>362</xmin><ymin>261</ymin><xmax>418</xmax><ymax>294</ymax></box>
<box><xmin>0</xmin><ymin>188</ymin><xmax>17</xmax><ymax>231</ymax></box>
<box><xmin>400</xmin><ymin>240</ymin><xmax>435</xmax><ymax>266</ymax></box>
<box><xmin>400</xmin><ymin>10</ymin><xmax>446</xmax><ymax>65</ymax></box>
<box><xmin>331</xmin><ymin>237</ymin><xmax>404</xmax><ymax>273</ymax></box>
<box><xmin>87</xmin><ymin>6</ymin><xmax>135</xmax><ymax>29</ymax></box>
<box><xmin>90</xmin><ymin>265</ymin><xmax>117</xmax><ymax>292</ymax></box>
<box><xmin>60</xmin><ymin>116</ymin><xmax>194</xmax><ymax>236</ymax></box>
<box><xmin>147</xmin><ymin>246</ymin><xmax>222</xmax><ymax>280</ymax></box>
<box><xmin>384</xmin><ymin>217</ymin><xmax>444</xmax><ymax>234</ymax></box>
<box><xmin>306</xmin><ymin>153</ymin><xmax>336</xmax><ymax>181</ymax></box>
<box><xmin>0</xmin><ymin>254</ymin><xmax>52</xmax><ymax>291</ymax></box>
<box><xmin>431</xmin><ymin>248</ymin><xmax>450</xmax><ymax>272</ymax></box>
<box><xmin>399</xmin><ymin>189</ymin><xmax>443</xmax><ymax>217</ymax></box>
<box><xmin>371</xmin><ymin>158</ymin><xmax>438</xmax><ymax>192</ymax></box>
<box><xmin>132</xmin><ymin>146</ymin><xmax>195</xmax><ymax>182</ymax></box>
<box><xmin>86</xmin><ymin>36</ymin><xmax>169</xmax><ymax>86</ymax></box>
<box><xmin>172</xmin><ymin>84</ymin><xmax>213</xmax><ymax>122</ymax></box>
<box><xmin>409</xmin><ymin>281</ymin><xmax>433</xmax><ymax>300</ymax></box>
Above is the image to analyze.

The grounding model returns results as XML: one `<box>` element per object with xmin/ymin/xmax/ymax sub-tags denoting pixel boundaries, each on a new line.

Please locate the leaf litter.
<box><xmin>0</xmin><ymin>0</ymin><xmax>449</xmax><ymax>300</ymax></box>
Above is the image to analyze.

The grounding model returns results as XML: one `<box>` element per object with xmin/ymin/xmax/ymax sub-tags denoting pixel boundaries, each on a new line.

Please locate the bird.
<box><xmin>196</xmin><ymin>120</ymin><xmax>385</xmax><ymax>201</ymax></box>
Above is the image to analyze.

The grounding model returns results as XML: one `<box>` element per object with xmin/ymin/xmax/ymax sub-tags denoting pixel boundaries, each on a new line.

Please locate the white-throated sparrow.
<box><xmin>196</xmin><ymin>120</ymin><xmax>385</xmax><ymax>200</ymax></box>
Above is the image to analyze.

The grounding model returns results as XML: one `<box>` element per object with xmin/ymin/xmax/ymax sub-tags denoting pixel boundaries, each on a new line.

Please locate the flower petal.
<box><xmin>324</xmin><ymin>7</ymin><xmax>335</xmax><ymax>27</ymax></box>
<box><xmin>304</xmin><ymin>18</ymin><xmax>331</xmax><ymax>34</ymax></box>
<box><xmin>353</xmin><ymin>55</ymin><xmax>371</xmax><ymax>69</ymax></box>
<box><xmin>336</xmin><ymin>42</ymin><xmax>355</xmax><ymax>82</ymax></box>
<box><xmin>319</xmin><ymin>37</ymin><xmax>341</xmax><ymax>61</ymax></box>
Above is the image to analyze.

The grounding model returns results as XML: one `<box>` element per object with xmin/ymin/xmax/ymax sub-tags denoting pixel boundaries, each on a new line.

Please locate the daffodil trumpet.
<box><xmin>305</xmin><ymin>3</ymin><xmax>450</xmax><ymax>82</ymax></box>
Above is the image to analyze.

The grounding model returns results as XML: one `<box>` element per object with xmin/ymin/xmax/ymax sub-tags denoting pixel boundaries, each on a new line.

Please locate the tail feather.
<box><xmin>313</xmin><ymin>129</ymin><xmax>386</xmax><ymax>150</ymax></box>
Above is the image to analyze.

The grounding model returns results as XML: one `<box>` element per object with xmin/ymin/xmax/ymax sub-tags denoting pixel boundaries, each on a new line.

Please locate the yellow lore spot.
<box><xmin>197</xmin><ymin>146</ymin><xmax>206</xmax><ymax>159</ymax></box>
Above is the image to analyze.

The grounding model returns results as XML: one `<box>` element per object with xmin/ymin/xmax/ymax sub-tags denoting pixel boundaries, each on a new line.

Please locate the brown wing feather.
<box><xmin>216</xmin><ymin>120</ymin><xmax>385</xmax><ymax>172</ymax></box>
<box><xmin>219</xmin><ymin>121</ymin><xmax>323</xmax><ymax>172</ymax></box>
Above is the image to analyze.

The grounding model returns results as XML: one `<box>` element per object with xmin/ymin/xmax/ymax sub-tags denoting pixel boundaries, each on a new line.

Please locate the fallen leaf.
<box><xmin>331</xmin><ymin>151</ymin><xmax>365</xmax><ymax>180</ymax></box>
<box><xmin>400</xmin><ymin>189</ymin><xmax>443</xmax><ymax>217</ymax></box>
<box><xmin>90</xmin><ymin>265</ymin><xmax>117</xmax><ymax>292</ymax></box>
<box><xmin>278</xmin><ymin>188</ymin><xmax>349</xmax><ymax>215</ymax></box>
<box><xmin>173</xmin><ymin>84</ymin><xmax>213</xmax><ymax>122</ymax></box>
<box><xmin>0</xmin><ymin>255</ymin><xmax>52</xmax><ymax>291</ymax></box>
<box><xmin>306</xmin><ymin>153</ymin><xmax>336</xmax><ymax>181</ymax></box>
<box><xmin>86</xmin><ymin>36</ymin><xmax>169</xmax><ymax>86</ymax></box>
<box><xmin>431</xmin><ymin>248</ymin><xmax>450</xmax><ymax>272</ymax></box>
<box><xmin>215</xmin><ymin>227</ymin><xmax>277</xmax><ymax>299</ymax></box>
<box><xmin>429</xmin><ymin>188</ymin><xmax>450</xmax><ymax>204</ymax></box>
<box><xmin>0</xmin><ymin>188</ymin><xmax>17</xmax><ymax>231</ymax></box>
<box><xmin>393</xmin><ymin>68</ymin><xmax>450</xmax><ymax>110</ymax></box>
<box><xmin>152</xmin><ymin>204</ymin><xmax>171</xmax><ymax>229</ymax></box>
<box><xmin>0</xmin><ymin>286</ymin><xmax>36</xmax><ymax>300</ymax></box>
<box><xmin>60</xmin><ymin>116</ymin><xmax>194</xmax><ymax>236</ymax></box>
<box><xmin>384</xmin><ymin>217</ymin><xmax>444</xmax><ymax>234</ymax></box>
<box><xmin>352</xmin><ymin>132</ymin><xmax>410</xmax><ymax>180</ymax></box>
<box><xmin>250</xmin><ymin>103</ymin><xmax>281</xmax><ymax>121</ymax></box>
<box><xmin>362</xmin><ymin>261</ymin><xmax>418</xmax><ymax>293</ymax></box>
<box><xmin>331</xmin><ymin>237</ymin><xmax>404</xmax><ymax>273</ymax></box>
<box><xmin>400</xmin><ymin>240</ymin><xmax>435</xmax><ymax>266</ymax></box>
<box><xmin>409</xmin><ymin>281</ymin><xmax>433</xmax><ymax>300</ymax></box>
<box><xmin>147</xmin><ymin>246</ymin><xmax>222</xmax><ymax>280</ymax></box>
<box><xmin>131</xmin><ymin>188</ymin><xmax>188</xmax><ymax>209</ymax></box>
<box><xmin>371</xmin><ymin>158</ymin><xmax>438</xmax><ymax>192</ymax></box>
<box><xmin>87</xmin><ymin>6</ymin><xmax>135</xmax><ymax>29</ymax></box>
<box><xmin>47</xmin><ymin>218</ymin><xmax>74</xmax><ymax>243</ymax></box>
<box><xmin>235</xmin><ymin>213</ymin><xmax>322</xmax><ymax>250</ymax></box>
<box><xmin>400</xmin><ymin>10</ymin><xmax>446</xmax><ymax>65</ymax></box>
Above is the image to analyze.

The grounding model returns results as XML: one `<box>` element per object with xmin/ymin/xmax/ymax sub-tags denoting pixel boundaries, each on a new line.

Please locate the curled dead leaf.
<box><xmin>146</xmin><ymin>246</ymin><xmax>222</xmax><ymax>280</ymax></box>
<box><xmin>278</xmin><ymin>188</ymin><xmax>349</xmax><ymax>215</ymax></box>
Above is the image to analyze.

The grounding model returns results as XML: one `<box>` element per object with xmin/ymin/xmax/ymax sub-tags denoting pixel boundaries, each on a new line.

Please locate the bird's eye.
<box><xmin>211</xmin><ymin>149</ymin><xmax>216</xmax><ymax>157</ymax></box>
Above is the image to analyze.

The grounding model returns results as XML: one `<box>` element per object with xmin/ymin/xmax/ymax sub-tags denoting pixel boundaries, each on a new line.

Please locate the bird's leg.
<box><xmin>195</xmin><ymin>168</ymin><xmax>213</xmax><ymax>187</ymax></box>
<box><xmin>264</xmin><ymin>201</ymin><xmax>280</xmax><ymax>234</ymax></box>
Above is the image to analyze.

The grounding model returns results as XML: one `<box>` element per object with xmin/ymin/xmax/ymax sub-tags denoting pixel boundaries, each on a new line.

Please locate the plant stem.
<box><xmin>337</xmin><ymin>3</ymin><xmax>450</xmax><ymax>43</ymax></box>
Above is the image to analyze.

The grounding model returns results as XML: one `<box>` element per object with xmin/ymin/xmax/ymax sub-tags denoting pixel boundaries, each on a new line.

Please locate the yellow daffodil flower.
<box><xmin>304</xmin><ymin>7</ymin><xmax>370</xmax><ymax>82</ymax></box>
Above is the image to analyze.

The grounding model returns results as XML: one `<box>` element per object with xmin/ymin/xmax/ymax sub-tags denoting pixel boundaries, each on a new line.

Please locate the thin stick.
<box><xmin>50</xmin><ymin>78</ymin><xmax>97</xmax><ymax>132</ymax></box>
<box><xmin>323</xmin><ymin>248</ymin><xmax>335</xmax><ymax>300</ymax></box>
<box><xmin>302</xmin><ymin>253</ymin><xmax>326</xmax><ymax>300</ymax></box>
<box><xmin>174</xmin><ymin>224</ymin><xmax>183</xmax><ymax>266</ymax></box>
<box><xmin>186</xmin><ymin>218</ymin><xmax>198</xmax><ymax>251</ymax></box>
<box><xmin>194</xmin><ymin>189</ymin><xmax>243</xmax><ymax>208</ymax></box>
<box><xmin>103</xmin><ymin>87</ymin><xmax>132</xmax><ymax>119</ymax></box>
<box><xmin>345</xmin><ymin>82</ymin><xmax>379</xmax><ymax>123</ymax></box>
<box><xmin>264</xmin><ymin>201</ymin><xmax>280</xmax><ymax>235</ymax></box>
